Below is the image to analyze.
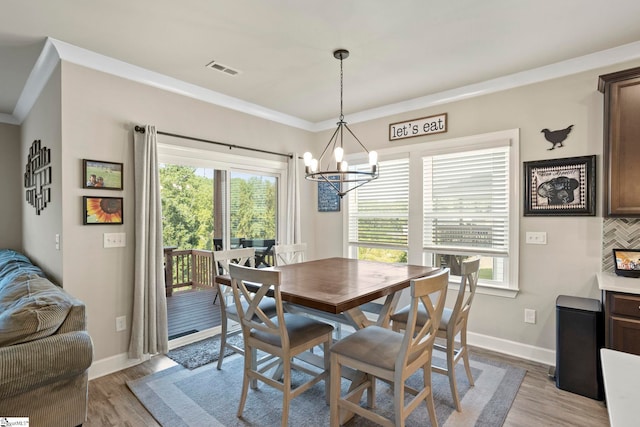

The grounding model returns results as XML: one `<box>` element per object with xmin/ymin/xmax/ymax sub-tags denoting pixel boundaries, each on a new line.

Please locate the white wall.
<box><xmin>0</xmin><ymin>123</ymin><xmax>22</xmax><ymax>251</ymax></box>
<box><xmin>20</xmin><ymin>65</ymin><xmax>63</xmax><ymax>283</ymax></box>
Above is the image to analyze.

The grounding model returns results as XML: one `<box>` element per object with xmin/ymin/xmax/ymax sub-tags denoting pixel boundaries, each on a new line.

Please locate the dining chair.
<box><xmin>228</xmin><ymin>263</ymin><xmax>334</xmax><ymax>427</ymax></box>
<box><xmin>213</xmin><ymin>248</ymin><xmax>277</xmax><ymax>370</ymax></box>
<box><xmin>329</xmin><ymin>268</ymin><xmax>448</xmax><ymax>427</ymax></box>
<box><xmin>273</xmin><ymin>243</ymin><xmax>307</xmax><ymax>266</ymax></box>
<box><xmin>390</xmin><ymin>256</ymin><xmax>480</xmax><ymax>412</ymax></box>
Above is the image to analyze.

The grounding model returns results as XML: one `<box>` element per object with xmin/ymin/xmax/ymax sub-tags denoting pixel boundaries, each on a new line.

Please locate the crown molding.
<box><xmin>4</xmin><ymin>37</ymin><xmax>640</xmax><ymax>129</ymax></box>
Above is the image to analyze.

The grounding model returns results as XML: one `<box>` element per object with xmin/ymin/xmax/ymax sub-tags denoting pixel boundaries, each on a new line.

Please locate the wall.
<box><xmin>52</xmin><ymin>62</ymin><xmax>315</xmax><ymax>371</ymax></box>
<box><xmin>312</xmin><ymin>58</ymin><xmax>640</xmax><ymax>362</ymax></box>
<box><xmin>20</xmin><ymin>65</ymin><xmax>63</xmax><ymax>283</ymax></box>
<box><xmin>0</xmin><ymin>123</ymin><xmax>22</xmax><ymax>250</ymax></box>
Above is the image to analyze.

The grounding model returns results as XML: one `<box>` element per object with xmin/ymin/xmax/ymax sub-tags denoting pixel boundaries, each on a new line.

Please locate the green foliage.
<box><xmin>358</xmin><ymin>247</ymin><xmax>407</xmax><ymax>263</ymax></box>
<box><xmin>159</xmin><ymin>165</ymin><xmax>214</xmax><ymax>250</ymax></box>
<box><xmin>230</xmin><ymin>175</ymin><xmax>276</xmax><ymax>239</ymax></box>
<box><xmin>160</xmin><ymin>166</ymin><xmax>277</xmax><ymax>250</ymax></box>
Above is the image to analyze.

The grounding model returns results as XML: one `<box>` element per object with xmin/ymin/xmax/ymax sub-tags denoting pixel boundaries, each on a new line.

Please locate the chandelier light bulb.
<box><xmin>310</xmin><ymin>158</ymin><xmax>318</xmax><ymax>173</ymax></box>
<box><xmin>334</xmin><ymin>147</ymin><xmax>344</xmax><ymax>163</ymax></box>
<box><xmin>340</xmin><ymin>160</ymin><xmax>349</xmax><ymax>172</ymax></box>
<box><xmin>303</xmin><ymin>152</ymin><xmax>313</xmax><ymax>166</ymax></box>
<box><xmin>369</xmin><ymin>151</ymin><xmax>378</xmax><ymax>166</ymax></box>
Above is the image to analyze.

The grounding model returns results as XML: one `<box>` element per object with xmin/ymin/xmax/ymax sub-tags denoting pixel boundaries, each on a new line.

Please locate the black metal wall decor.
<box><xmin>541</xmin><ymin>124</ymin><xmax>574</xmax><ymax>150</ymax></box>
<box><xmin>24</xmin><ymin>139</ymin><xmax>52</xmax><ymax>215</ymax></box>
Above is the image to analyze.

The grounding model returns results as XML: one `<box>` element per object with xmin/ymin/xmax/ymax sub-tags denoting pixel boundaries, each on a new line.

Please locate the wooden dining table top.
<box><xmin>216</xmin><ymin>257</ymin><xmax>439</xmax><ymax>315</ymax></box>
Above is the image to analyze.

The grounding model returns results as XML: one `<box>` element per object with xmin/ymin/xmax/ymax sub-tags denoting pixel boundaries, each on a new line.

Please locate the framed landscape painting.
<box><xmin>83</xmin><ymin>159</ymin><xmax>123</xmax><ymax>190</ymax></box>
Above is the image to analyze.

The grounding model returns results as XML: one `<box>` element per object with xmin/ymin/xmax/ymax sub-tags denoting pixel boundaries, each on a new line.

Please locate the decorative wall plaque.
<box><xmin>24</xmin><ymin>139</ymin><xmax>52</xmax><ymax>215</ymax></box>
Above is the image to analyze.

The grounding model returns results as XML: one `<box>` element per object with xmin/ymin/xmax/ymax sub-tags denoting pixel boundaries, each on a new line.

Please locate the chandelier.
<box><xmin>303</xmin><ymin>49</ymin><xmax>378</xmax><ymax>198</ymax></box>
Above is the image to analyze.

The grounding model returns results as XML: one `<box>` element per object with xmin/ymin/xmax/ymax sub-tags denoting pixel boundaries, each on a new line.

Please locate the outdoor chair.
<box><xmin>228</xmin><ymin>263</ymin><xmax>334</xmax><ymax>427</ymax></box>
<box><xmin>330</xmin><ymin>268</ymin><xmax>449</xmax><ymax>427</ymax></box>
<box><xmin>391</xmin><ymin>256</ymin><xmax>480</xmax><ymax>412</ymax></box>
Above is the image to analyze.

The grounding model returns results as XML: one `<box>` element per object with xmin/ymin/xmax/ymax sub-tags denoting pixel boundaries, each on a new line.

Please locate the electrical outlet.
<box><xmin>525</xmin><ymin>231</ymin><xmax>547</xmax><ymax>245</ymax></box>
<box><xmin>524</xmin><ymin>308</ymin><xmax>536</xmax><ymax>324</ymax></box>
<box><xmin>116</xmin><ymin>315</ymin><xmax>127</xmax><ymax>332</ymax></box>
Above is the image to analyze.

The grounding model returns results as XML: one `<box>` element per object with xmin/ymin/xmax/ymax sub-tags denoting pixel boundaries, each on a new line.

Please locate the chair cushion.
<box><xmin>390</xmin><ymin>305</ymin><xmax>452</xmax><ymax>331</ymax></box>
<box><xmin>331</xmin><ymin>325</ymin><xmax>404</xmax><ymax>370</ymax></box>
<box><xmin>227</xmin><ymin>297</ymin><xmax>278</xmax><ymax>320</ymax></box>
<box><xmin>251</xmin><ymin>313</ymin><xmax>333</xmax><ymax>348</ymax></box>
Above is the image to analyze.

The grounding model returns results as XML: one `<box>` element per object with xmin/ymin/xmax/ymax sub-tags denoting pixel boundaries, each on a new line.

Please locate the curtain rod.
<box><xmin>134</xmin><ymin>126</ymin><xmax>293</xmax><ymax>159</ymax></box>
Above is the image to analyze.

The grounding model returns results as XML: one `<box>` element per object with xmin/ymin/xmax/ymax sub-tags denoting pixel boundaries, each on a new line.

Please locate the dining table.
<box><xmin>215</xmin><ymin>256</ymin><xmax>440</xmax><ymax>329</ymax></box>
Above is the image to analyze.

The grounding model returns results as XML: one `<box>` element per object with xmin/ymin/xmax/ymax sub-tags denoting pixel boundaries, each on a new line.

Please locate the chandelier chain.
<box><xmin>339</xmin><ymin>55</ymin><xmax>344</xmax><ymax>121</ymax></box>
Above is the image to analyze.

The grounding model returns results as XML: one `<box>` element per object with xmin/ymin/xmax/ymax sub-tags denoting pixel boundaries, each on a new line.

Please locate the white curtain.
<box><xmin>129</xmin><ymin>125</ymin><xmax>168</xmax><ymax>358</ymax></box>
<box><xmin>285</xmin><ymin>153</ymin><xmax>301</xmax><ymax>244</ymax></box>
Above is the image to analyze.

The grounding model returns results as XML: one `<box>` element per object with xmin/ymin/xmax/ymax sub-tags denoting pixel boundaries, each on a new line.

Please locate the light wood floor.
<box><xmin>86</xmin><ymin>345</ymin><xmax>609</xmax><ymax>427</ymax></box>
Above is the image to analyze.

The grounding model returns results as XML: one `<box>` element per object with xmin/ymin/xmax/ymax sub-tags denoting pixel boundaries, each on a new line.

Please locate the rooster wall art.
<box><xmin>541</xmin><ymin>125</ymin><xmax>573</xmax><ymax>150</ymax></box>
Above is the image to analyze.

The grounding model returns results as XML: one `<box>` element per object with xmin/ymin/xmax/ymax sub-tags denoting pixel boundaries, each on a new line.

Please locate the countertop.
<box><xmin>601</xmin><ymin>348</ymin><xmax>640</xmax><ymax>427</ymax></box>
<box><xmin>597</xmin><ymin>272</ymin><xmax>640</xmax><ymax>295</ymax></box>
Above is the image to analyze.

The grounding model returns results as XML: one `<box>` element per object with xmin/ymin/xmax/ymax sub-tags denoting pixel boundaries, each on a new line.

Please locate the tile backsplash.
<box><xmin>602</xmin><ymin>218</ymin><xmax>640</xmax><ymax>272</ymax></box>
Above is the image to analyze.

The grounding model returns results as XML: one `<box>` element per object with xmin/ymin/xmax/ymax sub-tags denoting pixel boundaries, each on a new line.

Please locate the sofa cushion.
<box><xmin>0</xmin><ymin>275</ymin><xmax>72</xmax><ymax>346</ymax></box>
<box><xmin>0</xmin><ymin>249</ymin><xmax>45</xmax><ymax>290</ymax></box>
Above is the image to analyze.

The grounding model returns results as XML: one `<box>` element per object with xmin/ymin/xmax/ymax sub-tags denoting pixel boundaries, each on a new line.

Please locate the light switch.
<box><xmin>104</xmin><ymin>232</ymin><xmax>126</xmax><ymax>248</ymax></box>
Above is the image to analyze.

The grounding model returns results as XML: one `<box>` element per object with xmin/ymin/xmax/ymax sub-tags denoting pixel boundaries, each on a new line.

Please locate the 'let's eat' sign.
<box><xmin>389</xmin><ymin>113</ymin><xmax>447</xmax><ymax>141</ymax></box>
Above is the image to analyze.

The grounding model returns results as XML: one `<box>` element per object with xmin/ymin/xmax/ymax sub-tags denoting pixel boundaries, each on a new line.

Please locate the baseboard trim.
<box><xmin>89</xmin><ymin>326</ymin><xmax>223</xmax><ymax>380</ymax></box>
<box><xmin>468</xmin><ymin>331</ymin><xmax>556</xmax><ymax>366</ymax></box>
<box><xmin>89</xmin><ymin>352</ymin><xmax>150</xmax><ymax>380</ymax></box>
<box><xmin>89</xmin><ymin>329</ymin><xmax>556</xmax><ymax>380</ymax></box>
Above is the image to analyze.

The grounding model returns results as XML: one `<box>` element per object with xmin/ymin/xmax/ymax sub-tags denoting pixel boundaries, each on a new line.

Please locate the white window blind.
<box><xmin>348</xmin><ymin>158</ymin><xmax>410</xmax><ymax>246</ymax></box>
<box><xmin>423</xmin><ymin>147</ymin><xmax>509</xmax><ymax>255</ymax></box>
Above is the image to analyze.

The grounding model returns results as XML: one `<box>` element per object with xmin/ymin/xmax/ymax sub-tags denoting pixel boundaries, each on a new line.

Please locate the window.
<box><xmin>347</xmin><ymin>157</ymin><xmax>409</xmax><ymax>263</ymax></box>
<box><xmin>346</xmin><ymin>130</ymin><xmax>519</xmax><ymax>295</ymax></box>
<box><xmin>423</xmin><ymin>146</ymin><xmax>510</xmax><ymax>289</ymax></box>
<box><xmin>157</xmin><ymin>142</ymin><xmax>286</xmax><ymax>253</ymax></box>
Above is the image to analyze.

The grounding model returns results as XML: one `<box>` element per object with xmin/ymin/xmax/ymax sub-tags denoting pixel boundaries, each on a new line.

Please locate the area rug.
<box><xmin>128</xmin><ymin>351</ymin><xmax>525</xmax><ymax>426</ymax></box>
<box><xmin>166</xmin><ymin>334</ymin><xmax>244</xmax><ymax>369</ymax></box>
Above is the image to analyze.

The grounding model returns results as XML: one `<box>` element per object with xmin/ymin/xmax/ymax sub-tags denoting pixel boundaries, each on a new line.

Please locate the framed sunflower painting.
<box><xmin>83</xmin><ymin>196</ymin><xmax>123</xmax><ymax>225</ymax></box>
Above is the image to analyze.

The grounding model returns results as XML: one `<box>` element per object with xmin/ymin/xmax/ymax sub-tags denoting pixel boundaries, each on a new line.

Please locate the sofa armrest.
<box><xmin>0</xmin><ymin>330</ymin><xmax>93</xmax><ymax>399</ymax></box>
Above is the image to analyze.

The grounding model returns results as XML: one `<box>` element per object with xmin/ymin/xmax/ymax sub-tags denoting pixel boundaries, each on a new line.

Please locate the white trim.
<box><xmin>0</xmin><ymin>113</ymin><xmax>19</xmax><ymax>125</ymax></box>
<box><xmin>468</xmin><ymin>331</ymin><xmax>555</xmax><ymax>367</ymax></box>
<box><xmin>4</xmin><ymin>37</ymin><xmax>640</xmax><ymax>126</ymax></box>
<box><xmin>12</xmin><ymin>38</ymin><xmax>60</xmax><ymax>123</ymax></box>
<box><xmin>88</xmin><ymin>352</ymin><xmax>151</xmax><ymax>380</ymax></box>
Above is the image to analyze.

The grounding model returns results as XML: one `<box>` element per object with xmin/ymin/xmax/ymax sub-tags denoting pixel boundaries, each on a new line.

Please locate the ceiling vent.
<box><xmin>206</xmin><ymin>60</ymin><xmax>241</xmax><ymax>76</ymax></box>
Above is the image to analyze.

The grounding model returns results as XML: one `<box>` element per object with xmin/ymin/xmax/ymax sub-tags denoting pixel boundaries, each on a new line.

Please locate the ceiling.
<box><xmin>2</xmin><ymin>0</ymin><xmax>640</xmax><ymax>128</ymax></box>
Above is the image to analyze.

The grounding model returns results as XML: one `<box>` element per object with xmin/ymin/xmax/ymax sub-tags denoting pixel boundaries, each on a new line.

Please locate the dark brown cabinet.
<box><xmin>599</xmin><ymin>67</ymin><xmax>640</xmax><ymax>216</ymax></box>
<box><xmin>603</xmin><ymin>291</ymin><xmax>640</xmax><ymax>355</ymax></box>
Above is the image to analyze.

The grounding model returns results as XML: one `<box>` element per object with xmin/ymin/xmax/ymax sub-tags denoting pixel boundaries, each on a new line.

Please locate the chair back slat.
<box><xmin>400</xmin><ymin>268</ymin><xmax>449</xmax><ymax>372</ymax></box>
<box><xmin>213</xmin><ymin>248</ymin><xmax>256</xmax><ymax>301</ymax></box>
<box><xmin>450</xmin><ymin>256</ymin><xmax>480</xmax><ymax>333</ymax></box>
<box><xmin>228</xmin><ymin>263</ymin><xmax>288</xmax><ymax>347</ymax></box>
<box><xmin>273</xmin><ymin>243</ymin><xmax>307</xmax><ymax>266</ymax></box>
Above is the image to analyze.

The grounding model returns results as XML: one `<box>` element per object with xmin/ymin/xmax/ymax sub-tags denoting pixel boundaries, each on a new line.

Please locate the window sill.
<box><xmin>447</xmin><ymin>282</ymin><xmax>519</xmax><ymax>298</ymax></box>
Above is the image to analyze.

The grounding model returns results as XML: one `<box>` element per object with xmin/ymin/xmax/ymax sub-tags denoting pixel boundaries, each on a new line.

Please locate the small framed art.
<box><xmin>523</xmin><ymin>155</ymin><xmax>596</xmax><ymax>216</ymax></box>
<box><xmin>83</xmin><ymin>159</ymin><xmax>123</xmax><ymax>190</ymax></box>
<box><xmin>318</xmin><ymin>177</ymin><xmax>340</xmax><ymax>212</ymax></box>
<box><xmin>83</xmin><ymin>196</ymin><xmax>123</xmax><ymax>225</ymax></box>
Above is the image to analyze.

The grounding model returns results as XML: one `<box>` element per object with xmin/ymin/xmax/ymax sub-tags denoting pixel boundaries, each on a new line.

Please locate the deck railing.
<box><xmin>164</xmin><ymin>243</ymin><xmax>275</xmax><ymax>296</ymax></box>
<box><xmin>164</xmin><ymin>248</ymin><xmax>215</xmax><ymax>296</ymax></box>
